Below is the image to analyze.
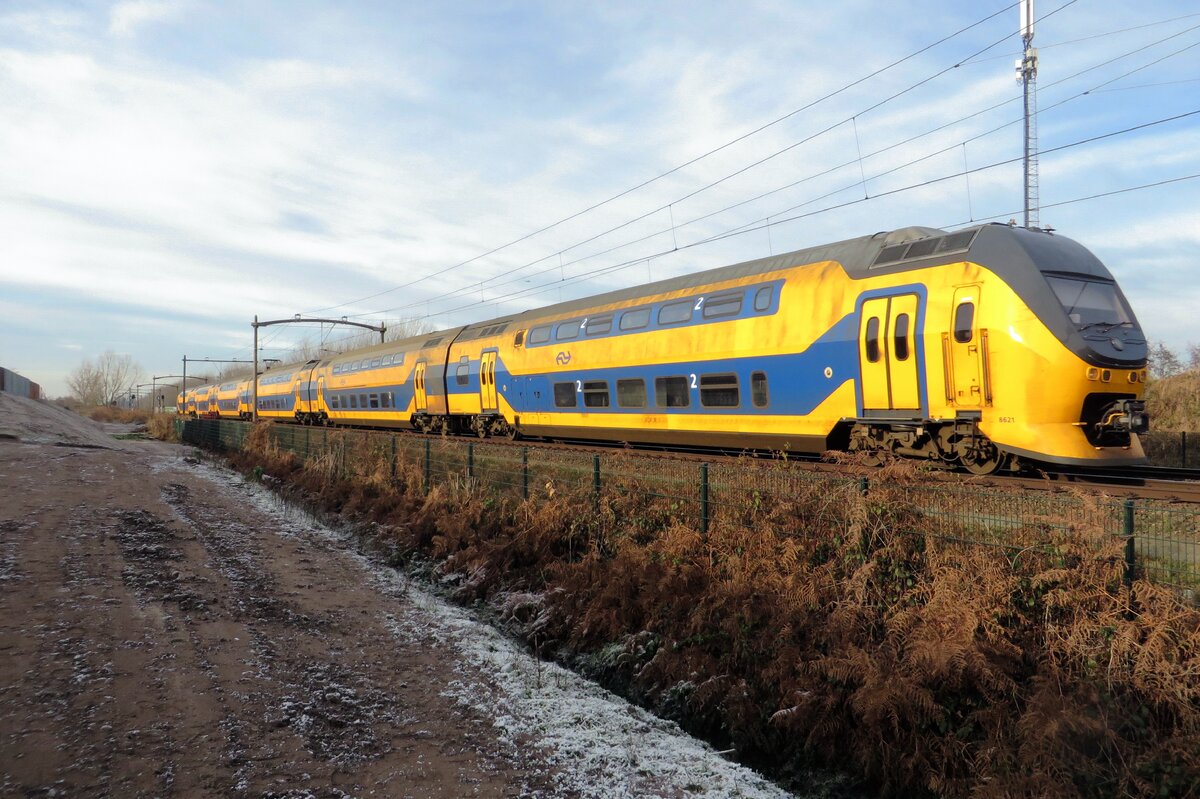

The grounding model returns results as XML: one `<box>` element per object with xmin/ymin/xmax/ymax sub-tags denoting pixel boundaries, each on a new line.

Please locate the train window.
<box><xmin>616</xmin><ymin>378</ymin><xmax>647</xmax><ymax>408</ymax></box>
<box><xmin>422</xmin><ymin>337</ymin><xmax>443</xmax><ymax>348</ymax></box>
<box><xmin>894</xmin><ymin>313</ymin><xmax>911</xmax><ymax>360</ymax></box>
<box><xmin>371</xmin><ymin>358</ymin><xmax>382</xmax><ymax>369</ymax></box>
<box><xmin>556</xmin><ymin>321</ymin><xmax>580</xmax><ymax>341</ymax></box>
<box><xmin>528</xmin><ymin>326</ymin><xmax>551</xmax><ymax>345</ymax></box>
<box><xmin>620</xmin><ymin>308</ymin><xmax>651</xmax><ymax>330</ymax></box>
<box><xmin>553</xmin><ymin>382</ymin><xmax>577</xmax><ymax>408</ymax></box>
<box><xmin>865</xmin><ymin>317</ymin><xmax>881</xmax><ymax>362</ymax></box>
<box><xmin>654</xmin><ymin>376</ymin><xmax>690</xmax><ymax>408</ymax></box>
<box><xmin>330</xmin><ymin>395</ymin><xmax>339</xmax><ymax>409</ymax></box>
<box><xmin>954</xmin><ymin>303</ymin><xmax>974</xmax><ymax>343</ymax></box>
<box><xmin>378</xmin><ymin>393</ymin><xmax>388</xmax><ymax>408</ymax></box>
<box><xmin>514</xmin><ymin>330</ymin><xmax>525</xmax><ymax>347</ymax></box>
<box><xmin>703</xmin><ymin>293</ymin><xmax>742</xmax><ymax>319</ymax></box>
<box><xmin>699</xmin><ymin>374</ymin><xmax>739</xmax><ymax>407</ymax></box>
<box><xmin>456</xmin><ymin>358</ymin><xmax>469</xmax><ymax>386</ymax></box>
<box><xmin>369</xmin><ymin>394</ymin><xmax>380</xmax><ymax>409</ymax></box>
<box><xmin>658</xmin><ymin>301</ymin><xmax>692</xmax><ymax>326</ymax></box>
<box><xmin>349</xmin><ymin>395</ymin><xmax>359</xmax><ymax>409</ymax></box>
<box><xmin>753</xmin><ymin>286</ymin><xmax>773</xmax><ymax>312</ymax></box>
<box><xmin>751</xmin><ymin>372</ymin><xmax>769</xmax><ymax>408</ymax></box>
<box><xmin>359</xmin><ymin>394</ymin><xmax>368</xmax><ymax>409</ymax></box>
<box><xmin>582</xmin><ymin>380</ymin><xmax>610</xmax><ymax>408</ymax></box>
<box><xmin>586</xmin><ymin>316</ymin><xmax>613</xmax><ymax>336</ymax></box>
<box><xmin>382</xmin><ymin>355</ymin><xmax>393</xmax><ymax>366</ymax></box>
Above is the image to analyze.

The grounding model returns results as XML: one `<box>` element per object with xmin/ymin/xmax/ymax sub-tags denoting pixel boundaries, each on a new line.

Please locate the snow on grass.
<box><xmin>182</xmin><ymin>455</ymin><xmax>799</xmax><ymax>799</ymax></box>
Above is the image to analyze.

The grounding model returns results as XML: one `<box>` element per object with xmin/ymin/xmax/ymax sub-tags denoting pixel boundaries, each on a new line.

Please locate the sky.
<box><xmin>1</xmin><ymin>0</ymin><xmax>1198</xmax><ymax>398</ymax></box>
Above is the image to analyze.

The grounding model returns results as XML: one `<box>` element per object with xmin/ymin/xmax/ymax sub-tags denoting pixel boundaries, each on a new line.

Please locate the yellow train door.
<box><xmin>859</xmin><ymin>293</ymin><xmax>921</xmax><ymax>413</ymax></box>
<box><xmin>948</xmin><ymin>286</ymin><xmax>985</xmax><ymax>407</ymax></box>
<box><xmin>888</xmin><ymin>294</ymin><xmax>920</xmax><ymax>410</ymax></box>
<box><xmin>479</xmin><ymin>351</ymin><xmax>498</xmax><ymax>413</ymax></box>
<box><xmin>414</xmin><ymin>361</ymin><xmax>428</xmax><ymax>412</ymax></box>
<box><xmin>859</xmin><ymin>297</ymin><xmax>891</xmax><ymax>410</ymax></box>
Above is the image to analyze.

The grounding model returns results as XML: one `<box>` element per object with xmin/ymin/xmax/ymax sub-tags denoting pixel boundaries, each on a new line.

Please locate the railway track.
<box><xmin>321</xmin><ymin>422</ymin><xmax>1200</xmax><ymax>503</ymax></box>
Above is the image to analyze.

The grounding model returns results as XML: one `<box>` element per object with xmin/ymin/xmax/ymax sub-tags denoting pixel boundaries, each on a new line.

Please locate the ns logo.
<box><xmin>555</xmin><ymin>351</ymin><xmax>572</xmax><ymax>366</ymax></box>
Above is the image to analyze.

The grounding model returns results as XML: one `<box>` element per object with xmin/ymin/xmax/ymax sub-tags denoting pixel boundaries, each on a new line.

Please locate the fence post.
<box><xmin>423</xmin><ymin>439</ymin><xmax>431</xmax><ymax>494</ymax></box>
<box><xmin>699</xmin><ymin>463</ymin><xmax>710</xmax><ymax>538</ymax></box>
<box><xmin>592</xmin><ymin>455</ymin><xmax>601</xmax><ymax>513</ymax></box>
<box><xmin>467</xmin><ymin>443</ymin><xmax>474</xmax><ymax>479</ymax></box>
<box><xmin>1122</xmin><ymin>498</ymin><xmax>1136</xmax><ymax>587</ymax></box>
<box><xmin>859</xmin><ymin>476</ymin><xmax>870</xmax><ymax>555</ymax></box>
<box><xmin>1183</xmin><ymin>431</ymin><xmax>1188</xmax><ymax>469</ymax></box>
<box><xmin>522</xmin><ymin>448</ymin><xmax>529</xmax><ymax>500</ymax></box>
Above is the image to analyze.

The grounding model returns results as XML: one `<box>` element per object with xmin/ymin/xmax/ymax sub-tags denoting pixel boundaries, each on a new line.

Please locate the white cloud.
<box><xmin>108</xmin><ymin>0</ymin><xmax>190</xmax><ymax>37</ymax></box>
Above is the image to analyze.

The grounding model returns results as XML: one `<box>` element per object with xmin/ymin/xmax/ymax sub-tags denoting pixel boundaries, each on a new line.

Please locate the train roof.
<box><xmin>450</xmin><ymin>222</ymin><xmax>1116</xmax><ymax>330</ymax></box>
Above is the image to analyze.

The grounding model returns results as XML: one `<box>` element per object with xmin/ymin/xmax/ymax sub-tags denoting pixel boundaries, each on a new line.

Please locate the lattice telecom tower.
<box><xmin>1017</xmin><ymin>0</ymin><xmax>1040</xmax><ymax>228</ymax></box>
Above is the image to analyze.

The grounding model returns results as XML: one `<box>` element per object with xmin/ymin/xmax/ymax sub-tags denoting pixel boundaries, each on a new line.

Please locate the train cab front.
<box><xmin>1043</xmin><ymin>271</ymin><xmax>1150</xmax><ymax>453</ymax></box>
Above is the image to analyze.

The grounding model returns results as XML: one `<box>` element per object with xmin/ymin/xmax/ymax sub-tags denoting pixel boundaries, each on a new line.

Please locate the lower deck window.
<box><xmin>616</xmin><ymin>378</ymin><xmax>646</xmax><ymax>408</ymax></box>
<box><xmin>700</xmin><ymin>374</ymin><xmax>739</xmax><ymax>408</ymax></box>
<box><xmin>655</xmin><ymin>376</ymin><xmax>690</xmax><ymax>408</ymax></box>
<box><xmin>554</xmin><ymin>382</ymin><xmax>577</xmax><ymax>408</ymax></box>
<box><xmin>751</xmin><ymin>371</ymin><xmax>769</xmax><ymax>408</ymax></box>
<box><xmin>582</xmin><ymin>380</ymin><xmax>609</xmax><ymax>408</ymax></box>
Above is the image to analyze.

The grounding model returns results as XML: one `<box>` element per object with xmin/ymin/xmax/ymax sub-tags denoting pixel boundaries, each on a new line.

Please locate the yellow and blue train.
<box><xmin>180</xmin><ymin>223</ymin><xmax>1150</xmax><ymax>473</ymax></box>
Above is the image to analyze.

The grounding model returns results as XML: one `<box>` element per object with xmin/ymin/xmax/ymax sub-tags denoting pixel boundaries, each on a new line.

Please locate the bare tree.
<box><xmin>273</xmin><ymin>317</ymin><xmax>434</xmax><ymax>364</ymax></box>
<box><xmin>1188</xmin><ymin>343</ymin><xmax>1200</xmax><ymax>371</ymax></box>
<box><xmin>1149</xmin><ymin>341</ymin><xmax>1183</xmax><ymax>379</ymax></box>
<box><xmin>66</xmin><ymin>359</ymin><xmax>105</xmax><ymax>405</ymax></box>
<box><xmin>66</xmin><ymin>351</ymin><xmax>143</xmax><ymax>405</ymax></box>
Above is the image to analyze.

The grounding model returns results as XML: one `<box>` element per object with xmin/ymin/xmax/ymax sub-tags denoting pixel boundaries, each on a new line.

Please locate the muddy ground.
<box><xmin>0</xmin><ymin>396</ymin><xmax>797</xmax><ymax>799</ymax></box>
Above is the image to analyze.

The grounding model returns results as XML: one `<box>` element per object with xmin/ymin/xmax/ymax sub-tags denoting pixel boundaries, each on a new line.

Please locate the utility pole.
<box><xmin>250</xmin><ymin>315</ymin><xmax>386</xmax><ymax>422</ymax></box>
<box><xmin>1017</xmin><ymin>0</ymin><xmax>1039</xmax><ymax>228</ymax></box>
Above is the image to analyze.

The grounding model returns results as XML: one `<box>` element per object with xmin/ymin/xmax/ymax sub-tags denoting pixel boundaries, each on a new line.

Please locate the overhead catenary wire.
<box><xmin>353</xmin><ymin>5</ymin><xmax>1191</xmax><ymax>324</ymax></box>
<box><xmin>353</xmin><ymin>27</ymin><xmax>1200</xmax><ymax>324</ymax></box>
<box><xmin>385</xmin><ymin>108</ymin><xmax>1200</xmax><ymax>328</ymax></box>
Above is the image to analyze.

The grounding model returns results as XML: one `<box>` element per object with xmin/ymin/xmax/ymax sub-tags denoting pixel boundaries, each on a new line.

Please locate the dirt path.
<box><xmin>0</xmin><ymin>408</ymin><xmax>799</xmax><ymax>798</ymax></box>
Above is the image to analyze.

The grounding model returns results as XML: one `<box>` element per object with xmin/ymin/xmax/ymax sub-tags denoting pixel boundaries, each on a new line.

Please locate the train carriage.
<box><xmin>255</xmin><ymin>366</ymin><xmax>301</xmax><ymax>421</ymax></box>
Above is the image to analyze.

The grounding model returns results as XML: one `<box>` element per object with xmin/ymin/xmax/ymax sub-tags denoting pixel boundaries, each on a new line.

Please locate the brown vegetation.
<box><xmin>1145</xmin><ymin>369</ymin><xmax>1200</xmax><ymax>433</ymax></box>
<box><xmin>221</xmin><ymin>424</ymin><xmax>1200</xmax><ymax>798</ymax></box>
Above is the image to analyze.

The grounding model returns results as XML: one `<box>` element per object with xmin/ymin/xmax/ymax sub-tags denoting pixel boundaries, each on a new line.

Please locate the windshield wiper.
<box><xmin>1079</xmin><ymin>321</ymin><xmax>1133</xmax><ymax>333</ymax></box>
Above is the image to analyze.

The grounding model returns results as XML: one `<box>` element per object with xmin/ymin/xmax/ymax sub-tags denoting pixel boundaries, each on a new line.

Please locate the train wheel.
<box><xmin>961</xmin><ymin>446</ymin><xmax>1003</xmax><ymax>476</ymax></box>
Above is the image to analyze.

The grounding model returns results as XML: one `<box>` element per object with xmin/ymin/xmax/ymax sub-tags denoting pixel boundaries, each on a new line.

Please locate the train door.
<box><xmin>479</xmin><ymin>351</ymin><xmax>498</xmax><ymax>413</ymax></box>
<box><xmin>947</xmin><ymin>286</ymin><xmax>985</xmax><ymax>407</ymax></box>
<box><xmin>858</xmin><ymin>293</ymin><xmax>921</xmax><ymax>413</ymax></box>
<box><xmin>414</xmin><ymin>361</ymin><xmax>428</xmax><ymax>412</ymax></box>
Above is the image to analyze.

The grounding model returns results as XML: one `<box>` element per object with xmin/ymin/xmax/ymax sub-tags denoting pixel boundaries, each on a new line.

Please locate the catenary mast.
<box><xmin>1017</xmin><ymin>0</ymin><xmax>1040</xmax><ymax>228</ymax></box>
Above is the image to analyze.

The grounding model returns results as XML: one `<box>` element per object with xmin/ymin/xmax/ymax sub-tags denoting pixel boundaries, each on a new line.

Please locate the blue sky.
<box><xmin>1</xmin><ymin>0</ymin><xmax>1198</xmax><ymax>397</ymax></box>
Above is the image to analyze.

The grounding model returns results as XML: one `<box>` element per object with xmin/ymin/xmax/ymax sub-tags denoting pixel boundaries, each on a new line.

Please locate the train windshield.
<box><xmin>1046</xmin><ymin>275</ymin><xmax>1134</xmax><ymax>330</ymax></box>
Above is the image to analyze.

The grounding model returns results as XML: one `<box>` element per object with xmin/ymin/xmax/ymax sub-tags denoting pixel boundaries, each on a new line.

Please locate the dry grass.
<box><xmin>146</xmin><ymin>413</ymin><xmax>178</xmax><ymax>441</ymax></box>
<box><xmin>1145</xmin><ymin>370</ymin><xmax>1200</xmax><ymax>432</ymax></box>
<box><xmin>223</xmin><ymin>422</ymin><xmax>1200</xmax><ymax>798</ymax></box>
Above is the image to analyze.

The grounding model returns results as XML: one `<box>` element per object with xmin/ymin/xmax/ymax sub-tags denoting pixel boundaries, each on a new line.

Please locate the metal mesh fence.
<box><xmin>177</xmin><ymin>419</ymin><xmax>1200</xmax><ymax>590</ymax></box>
<box><xmin>1140</xmin><ymin>431</ymin><xmax>1200</xmax><ymax>468</ymax></box>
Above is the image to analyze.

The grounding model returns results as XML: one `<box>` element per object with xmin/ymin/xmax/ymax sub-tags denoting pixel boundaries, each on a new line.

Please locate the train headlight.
<box><xmin>1100</xmin><ymin>369</ymin><xmax>1111</xmax><ymax>382</ymax></box>
<box><xmin>1086</xmin><ymin>367</ymin><xmax>1099</xmax><ymax>380</ymax></box>
<box><xmin>1128</xmin><ymin>371</ymin><xmax>1138</xmax><ymax>383</ymax></box>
